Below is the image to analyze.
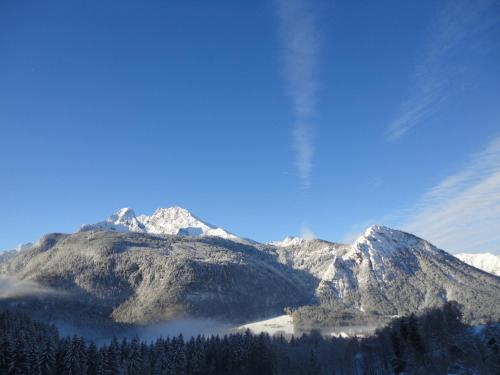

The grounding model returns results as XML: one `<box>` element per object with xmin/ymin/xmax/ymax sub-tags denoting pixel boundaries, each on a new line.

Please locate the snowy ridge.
<box><xmin>269</xmin><ymin>236</ymin><xmax>305</xmax><ymax>247</ymax></box>
<box><xmin>320</xmin><ymin>225</ymin><xmax>425</xmax><ymax>285</ymax></box>
<box><xmin>80</xmin><ymin>206</ymin><xmax>246</xmax><ymax>243</ymax></box>
<box><xmin>455</xmin><ymin>252</ymin><xmax>500</xmax><ymax>276</ymax></box>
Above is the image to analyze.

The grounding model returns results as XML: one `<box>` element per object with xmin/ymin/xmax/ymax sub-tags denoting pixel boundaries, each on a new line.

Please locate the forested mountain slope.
<box><xmin>0</xmin><ymin>231</ymin><xmax>313</xmax><ymax>325</ymax></box>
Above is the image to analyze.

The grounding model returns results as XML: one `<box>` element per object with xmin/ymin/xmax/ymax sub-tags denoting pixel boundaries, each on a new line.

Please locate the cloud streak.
<box><xmin>401</xmin><ymin>136</ymin><xmax>500</xmax><ymax>253</ymax></box>
<box><xmin>387</xmin><ymin>0</ymin><xmax>497</xmax><ymax>140</ymax></box>
<box><xmin>275</xmin><ymin>0</ymin><xmax>319</xmax><ymax>189</ymax></box>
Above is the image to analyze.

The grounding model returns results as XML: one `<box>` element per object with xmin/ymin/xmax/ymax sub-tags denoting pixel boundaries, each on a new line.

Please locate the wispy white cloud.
<box><xmin>401</xmin><ymin>136</ymin><xmax>500</xmax><ymax>253</ymax></box>
<box><xmin>387</xmin><ymin>0</ymin><xmax>498</xmax><ymax>140</ymax></box>
<box><xmin>301</xmin><ymin>225</ymin><xmax>317</xmax><ymax>240</ymax></box>
<box><xmin>275</xmin><ymin>0</ymin><xmax>319</xmax><ymax>189</ymax></box>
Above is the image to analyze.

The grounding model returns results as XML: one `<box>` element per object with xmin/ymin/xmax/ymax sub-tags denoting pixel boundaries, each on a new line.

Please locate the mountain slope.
<box><xmin>455</xmin><ymin>252</ymin><xmax>500</xmax><ymax>276</ymax></box>
<box><xmin>314</xmin><ymin>225</ymin><xmax>500</xmax><ymax>321</ymax></box>
<box><xmin>0</xmin><ymin>231</ymin><xmax>312</xmax><ymax>325</ymax></box>
<box><xmin>0</xmin><ymin>243</ymin><xmax>32</xmax><ymax>264</ymax></box>
<box><xmin>272</xmin><ymin>239</ymin><xmax>347</xmax><ymax>280</ymax></box>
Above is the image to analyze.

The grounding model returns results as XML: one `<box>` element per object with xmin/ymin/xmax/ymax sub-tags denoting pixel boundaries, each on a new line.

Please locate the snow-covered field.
<box><xmin>237</xmin><ymin>315</ymin><xmax>379</xmax><ymax>338</ymax></box>
<box><xmin>237</xmin><ymin>315</ymin><xmax>295</xmax><ymax>335</ymax></box>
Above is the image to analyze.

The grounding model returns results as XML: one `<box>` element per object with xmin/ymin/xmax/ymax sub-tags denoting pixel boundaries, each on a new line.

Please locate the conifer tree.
<box><xmin>39</xmin><ymin>339</ymin><xmax>56</xmax><ymax>375</ymax></box>
<box><xmin>9</xmin><ymin>337</ymin><xmax>29</xmax><ymax>375</ymax></box>
<box><xmin>127</xmin><ymin>337</ymin><xmax>142</xmax><ymax>375</ymax></box>
<box><xmin>86</xmin><ymin>342</ymin><xmax>99</xmax><ymax>375</ymax></box>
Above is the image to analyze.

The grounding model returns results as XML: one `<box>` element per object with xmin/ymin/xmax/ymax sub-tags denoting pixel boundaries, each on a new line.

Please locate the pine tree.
<box><xmin>248</xmin><ymin>333</ymin><xmax>273</xmax><ymax>375</ymax></box>
<box><xmin>153</xmin><ymin>347</ymin><xmax>169</xmax><ymax>375</ymax></box>
<box><xmin>390</xmin><ymin>331</ymin><xmax>405</xmax><ymax>374</ymax></box>
<box><xmin>0</xmin><ymin>336</ymin><xmax>14</xmax><ymax>374</ymax></box>
<box><xmin>39</xmin><ymin>339</ymin><xmax>56</xmax><ymax>375</ymax></box>
<box><xmin>26</xmin><ymin>341</ymin><xmax>41</xmax><ymax>375</ymax></box>
<box><xmin>140</xmin><ymin>342</ymin><xmax>152</xmax><ymax>374</ymax></box>
<box><xmin>74</xmin><ymin>336</ymin><xmax>88</xmax><ymax>375</ymax></box>
<box><xmin>55</xmin><ymin>339</ymin><xmax>69</xmax><ymax>375</ymax></box>
<box><xmin>86</xmin><ymin>342</ymin><xmax>99</xmax><ymax>375</ymax></box>
<box><xmin>103</xmin><ymin>338</ymin><xmax>121</xmax><ymax>375</ymax></box>
<box><xmin>172</xmin><ymin>335</ymin><xmax>186</xmax><ymax>375</ymax></box>
<box><xmin>307</xmin><ymin>349</ymin><xmax>321</xmax><ymax>375</ymax></box>
<box><xmin>127</xmin><ymin>337</ymin><xmax>142</xmax><ymax>375</ymax></box>
<box><xmin>9</xmin><ymin>337</ymin><xmax>29</xmax><ymax>375</ymax></box>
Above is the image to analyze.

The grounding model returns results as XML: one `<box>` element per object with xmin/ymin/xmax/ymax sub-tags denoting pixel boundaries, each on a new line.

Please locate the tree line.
<box><xmin>0</xmin><ymin>302</ymin><xmax>499</xmax><ymax>374</ymax></box>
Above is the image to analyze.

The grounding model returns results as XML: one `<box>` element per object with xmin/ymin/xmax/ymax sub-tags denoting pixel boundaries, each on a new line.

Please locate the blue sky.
<box><xmin>1</xmin><ymin>0</ymin><xmax>499</xmax><ymax>253</ymax></box>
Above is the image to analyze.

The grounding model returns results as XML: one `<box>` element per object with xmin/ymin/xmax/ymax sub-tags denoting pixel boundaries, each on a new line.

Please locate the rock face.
<box><xmin>1</xmin><ymin>220</ymin><xmax>499</xmax><ymax>328</ymax></box>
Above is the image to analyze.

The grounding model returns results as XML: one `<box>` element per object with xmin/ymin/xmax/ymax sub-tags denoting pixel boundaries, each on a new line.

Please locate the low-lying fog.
<box><xmin>0</xmin><ymin>275</ymin><xmax>59</xmax><ymax>298</ymax></box>
<box><xmin>54</xmin><ymin>318</ymin><xmax>233</xmax><ymax>345</ymax></box>
<box><xmin>0</xmin><ymin>276</ymin><xmax>378</xmax><ymax>344</ymax></box>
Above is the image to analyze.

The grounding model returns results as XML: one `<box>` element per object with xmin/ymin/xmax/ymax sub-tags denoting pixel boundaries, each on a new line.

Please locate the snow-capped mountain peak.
<box><xmin>138</xmin><ymin>206</ymin><xmax>211</xmax><ymax>236</ymax></box>
<box><xmin>108</xmin><ymin>208</ymin><xmax>145</xmax><ymax>232</ymax></box>
<box><xmin>80</xmin><ymin>206</ymin><xmax>245</xmax><ymax>243</ymax></box>
<box><xmin>353</xmin><ymin>224</ymin><xmax>403</xmax><ymax>256</ymax></box>
<box><xmin>269</xmin><ymin>236</ymin><xmax>305</xmax><ymax>247</ymax></box>
<box><xmin>455</xmin><ymin>252</ymin><xmax>500</xmax><ymax>276</ymax></box>
<box><xmin>80</xmin><ymin>207</ymin><xmax>145</xmax><ymax>233</ymax></box>
<box><xmin>110</xmin><ymin>207</ymin><xmax>136</xmax><ymax>222</ymax></box>
<box><xmin>317</xmin><ymin>225</ymin><xmax>447</xmax><ymax>312</ymax></box>
<box><xmin>351</xmin><ymin>224</ymin><xmax>438</xmax><ymax>259</ymax></box>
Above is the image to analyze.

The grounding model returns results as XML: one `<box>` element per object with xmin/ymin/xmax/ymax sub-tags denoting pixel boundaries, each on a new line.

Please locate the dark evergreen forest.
<box><xmin>0</xmin><ymin>302</ymin><xmax>499</xmax><ymax>374</ymax></box>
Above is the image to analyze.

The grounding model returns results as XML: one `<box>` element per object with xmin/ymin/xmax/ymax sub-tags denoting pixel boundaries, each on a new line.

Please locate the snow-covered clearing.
<box><xmin>237</xmin><ymin>315</ymin><xmax>295</xmax><ymax>335</ymax></box>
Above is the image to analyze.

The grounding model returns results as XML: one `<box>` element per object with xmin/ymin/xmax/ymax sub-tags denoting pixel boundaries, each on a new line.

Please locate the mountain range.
<box><xmin>0</xmin><ymin>206</ymin><xmax>499</xmax><ymax>331</ymax></box>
